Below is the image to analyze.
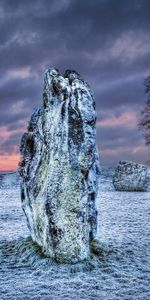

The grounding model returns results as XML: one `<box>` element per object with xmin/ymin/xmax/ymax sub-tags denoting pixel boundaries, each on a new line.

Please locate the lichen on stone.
<box><xmin>19</xmin><ymin>67</ymin><xmax>101</xmax><ymax>263</ymax></box>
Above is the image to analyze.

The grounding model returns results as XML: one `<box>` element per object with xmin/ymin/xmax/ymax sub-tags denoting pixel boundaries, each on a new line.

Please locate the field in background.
<box><xmin>0</xmin><ymin>168</ymin><xmax>150</xmax><ymax>300</ymax></box>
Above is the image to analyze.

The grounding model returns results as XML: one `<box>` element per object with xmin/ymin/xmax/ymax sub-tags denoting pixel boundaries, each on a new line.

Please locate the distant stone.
<box><xmin>0</xmin><ymin>172</ymin><xmax>19</xmax><ymax>189</ymax></box>
<box><xmin>19</xmin><ymin>67</ymin><xmax>101</xmax><ymax>263</ymax></box>
<box><xmin>113</xmin><ymin>161</ymin><xmax>150</xmax><ymax>192</ymax></box>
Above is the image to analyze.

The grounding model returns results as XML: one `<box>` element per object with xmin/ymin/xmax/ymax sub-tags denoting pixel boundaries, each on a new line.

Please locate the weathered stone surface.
<box><xmin>19</xmin><ymin>67</ymin><xmax>101</xmax><ymax>263</ymax></box>
<box><xmin>113</xmin><ymin>161</ymin><xmax>150</xmax><ymax>192</ymax></box>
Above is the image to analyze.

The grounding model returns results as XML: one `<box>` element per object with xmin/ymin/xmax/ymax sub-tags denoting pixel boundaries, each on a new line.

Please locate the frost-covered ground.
<box><xmin>0</xmin><ymin>167</ymin><xmax>150</xmax><ymax>300</ymax></box>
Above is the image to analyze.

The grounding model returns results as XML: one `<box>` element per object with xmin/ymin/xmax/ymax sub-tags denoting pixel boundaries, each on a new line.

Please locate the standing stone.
<box><xmin>19</xmin><ymin>68</ymin><xmax>101</xmax><ymax>263</ymax></box>
<box><xmin>113</xmin><ymin>161</ymin><xmax>150</xmax><ymax>192</ymax></box>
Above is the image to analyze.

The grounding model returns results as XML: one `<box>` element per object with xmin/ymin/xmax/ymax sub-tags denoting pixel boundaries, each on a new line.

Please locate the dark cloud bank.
<box><xmin>0</xmin><ymin>0</ymin><xmax>150</xmax><ymax>168</ymax></box>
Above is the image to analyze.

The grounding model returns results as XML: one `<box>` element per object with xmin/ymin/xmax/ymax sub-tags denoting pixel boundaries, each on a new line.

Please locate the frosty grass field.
<box><xmin>0</xmin><ymin>167</ymin><xmax>150</xmax><ymax>300</ymax></box>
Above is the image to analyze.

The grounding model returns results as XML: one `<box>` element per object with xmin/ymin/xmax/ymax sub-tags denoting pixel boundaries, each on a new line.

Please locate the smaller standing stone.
<box><xmin>113</xmin><ymin>161</ymin><xmax>150</xmax><ymax>192</ymax></box>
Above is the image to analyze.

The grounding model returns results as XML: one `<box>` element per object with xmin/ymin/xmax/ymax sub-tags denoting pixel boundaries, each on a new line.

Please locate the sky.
<box><xmin>0</xmin><ymin>0</ymin><xmax>150</xmax><ymax>170</ymax></box>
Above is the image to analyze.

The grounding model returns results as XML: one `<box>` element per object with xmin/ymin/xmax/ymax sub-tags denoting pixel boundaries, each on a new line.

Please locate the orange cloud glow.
<box><xmin>0</xmin><ymin>126</ymin><xmax>24</xmax><ymax>139</ymax></box>
<box><xmin>0</xmin><ymin>154</ymin><xmax>20</xmax><ymax>171</ymax></box>
<box><xmin>97</xmin><ymin>111</ymin><xmax>137</xmax><ymax>128</ymax></box>
<box><xmin>0</xmin><ymin>126</ymin><xmax>25</xmax><ymax>171</ymax></box>
<box><xmin>132</xmin><ymin>145</ymin><xmax>146</xmax><ymax>154</ymax></box>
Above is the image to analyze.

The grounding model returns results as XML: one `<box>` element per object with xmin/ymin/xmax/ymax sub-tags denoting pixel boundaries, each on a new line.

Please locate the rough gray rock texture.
<box><xmin>113</xmin><ymin>161</ymin><xmax>150</xmax><ymax>192</ymax></box>
<box><xmin>19</xmin><ymin>67</ymin><xmax>101</xmax><ymax>263</ymax></box>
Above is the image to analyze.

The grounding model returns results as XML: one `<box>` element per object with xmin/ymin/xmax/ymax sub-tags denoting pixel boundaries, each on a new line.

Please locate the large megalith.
<box><xmin>19</xmin><ymin>68</ymin><xmax>101</xmax><ymax>263</ymax></box>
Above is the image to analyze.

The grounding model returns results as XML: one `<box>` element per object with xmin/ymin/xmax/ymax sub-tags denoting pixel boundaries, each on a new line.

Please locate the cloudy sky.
<box><xmin>0</xmin><ymin>0</ymin><xmax>150</xmax><ymax>170</ymax></box>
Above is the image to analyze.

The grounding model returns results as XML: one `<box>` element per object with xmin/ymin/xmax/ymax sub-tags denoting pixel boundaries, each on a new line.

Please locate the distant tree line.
<box><xmin>139</xmin><ymin>76</ymin><xmax>150</xmax><ymax>146</ymax></box>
